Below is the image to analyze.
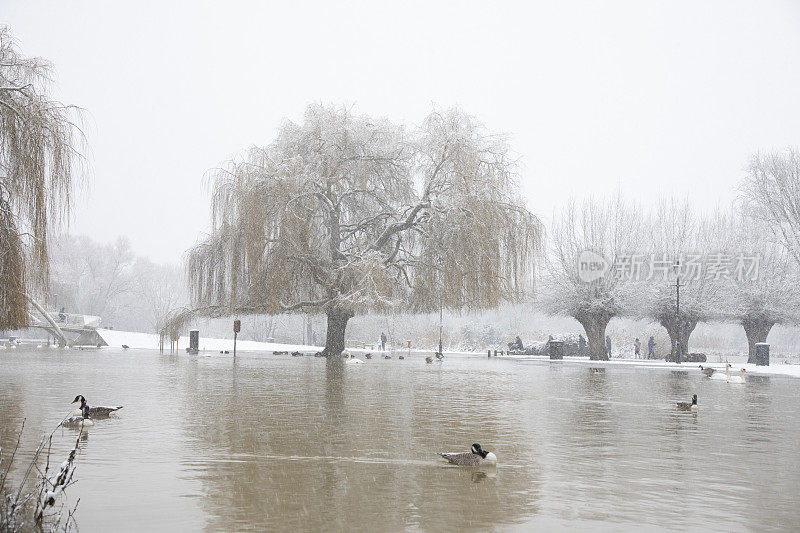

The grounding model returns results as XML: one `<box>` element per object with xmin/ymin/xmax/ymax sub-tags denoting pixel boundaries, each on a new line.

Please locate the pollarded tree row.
<box><xmin>540</xmin><ymin>192</ymin><xmax>800</xmax><ymax>361</ymax></box>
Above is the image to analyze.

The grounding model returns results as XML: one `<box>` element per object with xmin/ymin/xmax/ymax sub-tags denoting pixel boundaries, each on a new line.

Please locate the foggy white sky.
<box><xmin>4</xmin><ymin>1</ymin><xmax>800</xmax><ymax>263</ymax></box>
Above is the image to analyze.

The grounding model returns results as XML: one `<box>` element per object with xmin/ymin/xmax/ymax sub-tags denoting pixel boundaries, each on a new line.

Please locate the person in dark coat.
<box><xmin>578</xmin><ymin>334</ymin><xmax>587</xmax><ymax>356</ymax></box>
<box><xmin>380</xmin><ymin>332</ymin><xmax>387</xmax><ymax>351</ymax></box>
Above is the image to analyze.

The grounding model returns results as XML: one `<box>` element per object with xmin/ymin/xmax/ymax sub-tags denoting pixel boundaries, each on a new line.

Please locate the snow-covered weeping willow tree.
<box><xmin>179</xmin><ymin>105</ymin><xmax>543</xmax><ymax>355</ymax></box>
<box><xmin>540</xmin><ymin>195</ymin><xmax>643</xmax><ymax>360</ymax></box>
<box><xmin>0</xmin><ymin>26</ymin><xmax>85</xmax><ymax>330</ymax></box>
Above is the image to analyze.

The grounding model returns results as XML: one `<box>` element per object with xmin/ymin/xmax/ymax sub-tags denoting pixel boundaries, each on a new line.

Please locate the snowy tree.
<box><xmin>50</xmin><ymin>234</ymin><xmax>186</xmax><ymax>332</ymax></box>
<box><xmin>540</xmin><ymin>196</ymin><xmax>642</xmax><ymax>360</ymax></box>
<box><xmin>181</xmin><ymin>104</ymin><xmax>543</xmax><ymax>356</ymax></box>
<box><xmin>131</xmin><ymin>258</ymin><xmax>186</xmax><ymax>334</ymax></box>
<box><xmin>50</xmin><ymin>235</ymin><xmax>135</xmax><ymax>324</ymax></box>
<box><xmin>0</xmin><ymin>27</ymin><xmax>86</xmax><ymax>329</ymax></box>
<box><xmin>636</xmin><ymin>200</ymin><xmax>728</xmax><ymax>358</ymax></box>
<box><xmin>741</xmin><ymin>148</ymin><xmax>800</xmax><ymax>265</ymax></box>
<box><xmin>717</xmin><ymin>215</ymin><xmax>800</xmax><ymax>362</ymax></box>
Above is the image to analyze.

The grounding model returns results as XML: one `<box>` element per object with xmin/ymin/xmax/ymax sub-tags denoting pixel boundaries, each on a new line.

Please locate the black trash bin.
<box><xmin>188</xmin><ymin>330</ymin><xmax>199</xmax><ymax>355</ymax></box>
<box><xmin>755</xmin><ymin>343</ymin><xmax>769</xmax><ymax>366</ymax></box>
<box><xmin>549</xmin><ymin>340</ymin><xmax>564</xmax><ymax>360</ymax></box>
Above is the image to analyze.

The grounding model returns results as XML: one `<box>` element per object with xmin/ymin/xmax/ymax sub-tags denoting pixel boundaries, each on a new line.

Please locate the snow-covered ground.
<box><xmin>90</xmin><ymin>329</ymin><xmax>800</xmax><ymax>378</ymax></box>
<box><xmin>496</xmin><ymin>353</ymin><xmax>800</xmax><ymax>379</ymax></box>
<box><xmin>96</xmin><ymin>328</ymin><xmax>322</xmax><ymax>353</ymax></box>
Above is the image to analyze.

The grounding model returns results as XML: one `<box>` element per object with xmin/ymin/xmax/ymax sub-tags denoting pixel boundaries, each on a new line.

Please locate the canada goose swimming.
<box><xmin>399</xmin><ymin>355</ymin><xmax>405</xmax><ymax>360</ymax></box>
<box><xmin>699</xmin><ymin>365</ymin><xmax>715</xmax><ymax>377</ymax></box>
<box><xmin>425</xmin><ymin>356</ymin><xmax>433</xmax><ymax>364</ymax></box>
<box><xmin>364</xmin><ymin>353</ymin><xmax>372</xmax><ymax>359</ymax></box>
<box><xmin>71</xmin><ymin>395</ymin><xmax>123</xmax><ymax>418</ymax></box>
<box><xmin>589</xmin><ymin>367</ymin><xmax>605</xmax><ymax>373</ymax></box>
<box><xmin>61</xmin><ymin>404</ymin><xmax>94</xmax><ymax>429</ymax></box>
<box><xmin>435</xmin><ymin>352</ymin><xmax>444</xmax><ymax>360</ymax></box>
<box><xmin>122</xmin><ymin>344</ymin><xmax>129</xmax><ymax>350</ymax></box>
<box><xmin>677</xmin><ymin>394</ymin><xmax>698</xmax><ymax>411</ymax></box>
<box><xmin>438</xmin><ymin>443</ymin><xmax>497</xmax><ymax>467</ymax></box>
<box><xmin>709</xmin><ymin>363</ymin><xmax>746</xmax><ymax>384</ymax></box>
<box><xmin>384</xmin><ymin>355</ymin><xmax>392</xmax><ymax>359</ymax></box>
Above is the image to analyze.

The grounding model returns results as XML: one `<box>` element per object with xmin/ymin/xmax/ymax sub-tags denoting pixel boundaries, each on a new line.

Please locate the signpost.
<box><xmin>233</xmin><ymin>319</ymin><xmax>241</xmax><ymax>357</ymax></box>
<box><xmin>674</xmin><ymin>261</ymin><xmax>681</xmax><ymax>365</ymax></box>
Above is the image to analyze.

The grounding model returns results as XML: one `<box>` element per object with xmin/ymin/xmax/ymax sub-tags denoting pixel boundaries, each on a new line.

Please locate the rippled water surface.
<box><xmin>1</xmin><ymin>348</ymin><xmax>799</xmax><ymax>531</ymax></box>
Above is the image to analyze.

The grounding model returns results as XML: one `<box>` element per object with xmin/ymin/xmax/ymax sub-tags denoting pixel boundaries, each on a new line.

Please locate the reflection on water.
<box><xmin>1</xmin><ymin>349</ymin><xmax>799</xmax><ymax>531</ymax></box>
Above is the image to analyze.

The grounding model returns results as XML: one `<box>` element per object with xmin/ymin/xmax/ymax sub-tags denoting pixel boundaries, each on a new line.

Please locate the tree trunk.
<box><xmin>576</xmin><ymin>313</ymin><xmax>612</xmax><ymax>361</ymax></box>
<box><xmin>742</xmin><ymin>318</ymin><xmax>774</xmax><ymax>364</ymax></box>
<box><xmin>659</xmin><ymin>315</ymin><xmax>697</xmax><ymax>360</ymax></box>
<box><xmin>323</xmin><ymin>308</ymin><xmax>353</xmax><ymax>357</ymax></box>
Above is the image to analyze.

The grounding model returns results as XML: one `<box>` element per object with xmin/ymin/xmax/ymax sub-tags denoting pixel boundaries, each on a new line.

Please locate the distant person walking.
<box><xmin>634</xmin><ymin>338</ymin><xmax>641</xmax><ymax>358</ymax></box>
<box><xmin>606</xmin><ymin>335</ymin><xmax>612</xmax><ymax>357</ymax></box>
<box><xmin>380</xmin><ymin>332</ymin><xmax>387</xmax><ymax>351</ymax></box>
<box><xmin>647</xmin><ymin>336</ymin><xmax>655</xmax><ymax>358</ymax></box>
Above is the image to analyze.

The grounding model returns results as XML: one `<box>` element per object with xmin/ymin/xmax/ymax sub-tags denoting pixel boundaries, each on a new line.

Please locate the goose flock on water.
<box><xmin>48</xmin><ymin>349</ymin><xmax>755</xmax><ymax>470</ymax></box>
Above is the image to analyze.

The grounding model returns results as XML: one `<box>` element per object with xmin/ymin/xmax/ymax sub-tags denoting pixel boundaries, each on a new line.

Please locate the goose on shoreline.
<box><xmin>438</xmin><ymin>443</ymin><xmax>497</xmax><ymax>467</ymax></box>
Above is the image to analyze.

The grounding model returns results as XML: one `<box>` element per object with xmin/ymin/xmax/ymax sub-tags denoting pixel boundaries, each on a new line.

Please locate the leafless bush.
<box><xmin>1</xmin><ymin>420</ymin><xmax>82</xmax><ymax>532</ymax></box>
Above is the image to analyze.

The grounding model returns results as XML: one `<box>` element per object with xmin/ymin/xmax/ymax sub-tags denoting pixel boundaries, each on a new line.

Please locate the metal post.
<box><xmin>675</xmin><ymin>260</ymin><xmax>681</xmax><ymax>365</ymax></box>
<box><xmin>437</xmin><ymin>255</ymin><xmax>444</xmax><ymax>356</ymax></box>
<box><xmin>233</xmin><ymin>319</ymin><xmax>241</xmax><ymax>358</ymax></box>
<box><xmin>438</xmin><ymin>298</ymin><xmax>443</xmax><ymax>356</ymax></box>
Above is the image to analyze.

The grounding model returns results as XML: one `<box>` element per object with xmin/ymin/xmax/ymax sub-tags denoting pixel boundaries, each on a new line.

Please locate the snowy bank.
<box><xmin>95</xmin><ymin>328</ymin><xmax>322</xmax><ymax>353</ymax></box>
<box><xmin>496</xmin><ymin>354</ymin><xmax>800</xmax><ymax>379</ymax></box>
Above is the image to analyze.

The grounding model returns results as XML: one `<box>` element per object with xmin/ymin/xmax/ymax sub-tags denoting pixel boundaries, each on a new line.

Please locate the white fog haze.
<box><xmin>4</xmin><ymin>1</ymin><xmax>800</xmax><ymax>263</ymax></box>
<box><xmin>3</xmin><ymin>2</ymin><xmax>800</xmax><ymax>532</ymax></box>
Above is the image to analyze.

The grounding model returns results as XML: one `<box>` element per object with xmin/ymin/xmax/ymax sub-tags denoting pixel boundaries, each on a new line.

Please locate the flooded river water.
<box><xmin>1</xmin><ymin>348</ymin><xmax>798</xmax><ymax>531</ymax></box>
